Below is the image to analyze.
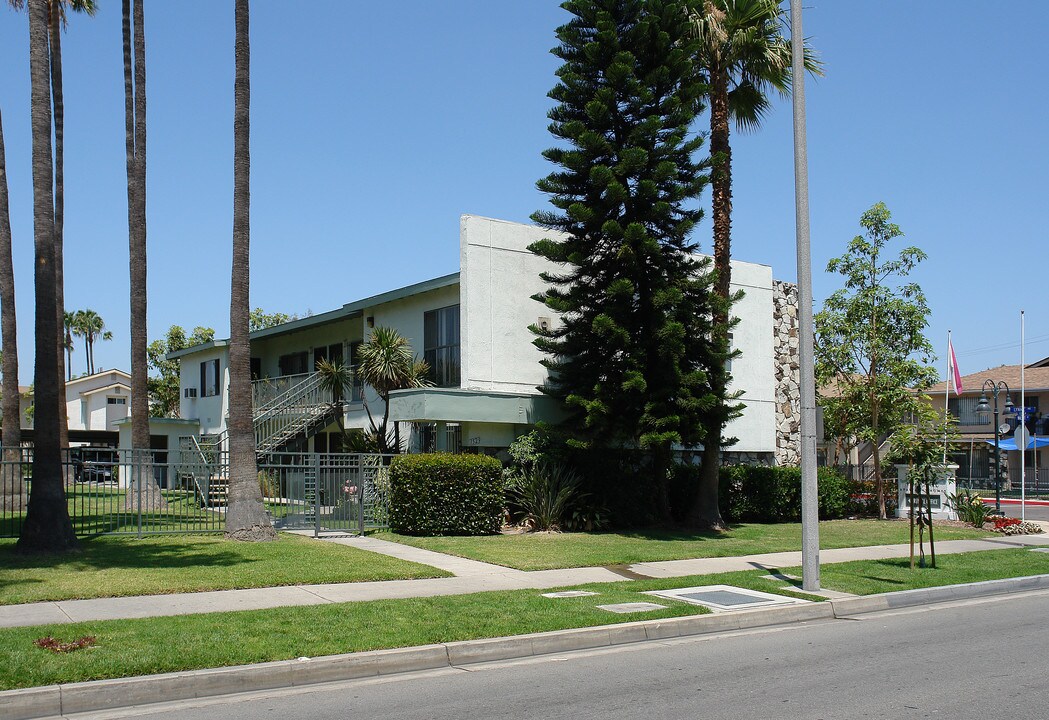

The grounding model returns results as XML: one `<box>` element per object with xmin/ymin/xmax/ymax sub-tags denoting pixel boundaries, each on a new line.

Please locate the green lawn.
<box><xmin>377</xmin><ymin>520</ymin><xmax>993</xmax><ymax>570</ymax></box>
<box><xmin>806</xmin><ymin>548</ymin><xmax>1049</xmax><ymax>595</ymax></box>
<box><xmin>3</xmin><ymin>548</ymin><xmax>1047</xmax><ymax>691</ymax></box>
<box><xmin>0</xmin><ymin>485</ymin><xmax>225</xmax><ymax>538</ymax></box>
<box><xmin>0</xmin><ymin>534</ymin><xmax>449</xmax><ymax>605</ymax></box>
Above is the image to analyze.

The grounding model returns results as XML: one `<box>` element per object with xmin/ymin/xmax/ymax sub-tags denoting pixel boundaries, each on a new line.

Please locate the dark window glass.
<box><xmin>200</xmin><ymin>359</ymin><xmax>220</xmax><ymax>397</ymax></box>
<box><xmin>278</xmin><ymin>351</ymin><xmax>309</xmax><ymax>376</ymax></box>
<box><xmin>424</xmin><ymin>305</ymin><xmax>460</xmax><ymax>388</ymax></box>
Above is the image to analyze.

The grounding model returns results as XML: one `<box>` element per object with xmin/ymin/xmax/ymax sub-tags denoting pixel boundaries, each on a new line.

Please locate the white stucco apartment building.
<box><xmin>165</xmin><ymin>215</ymin><xmax>800</xmax><ymax>463</ymax></box>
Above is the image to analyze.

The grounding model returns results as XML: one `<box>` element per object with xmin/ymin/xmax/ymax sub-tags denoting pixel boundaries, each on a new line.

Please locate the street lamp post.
<box><xmin>975</xmin><ymin>380</ymin><xmax>1013</xmax><ymax>514</ymax></box>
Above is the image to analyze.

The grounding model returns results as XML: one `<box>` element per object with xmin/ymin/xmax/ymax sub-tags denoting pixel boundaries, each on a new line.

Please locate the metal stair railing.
<box><xmin>253</xmin><ymin>372</ymin><xmax>338</xmax><ymax>454</ymax></box>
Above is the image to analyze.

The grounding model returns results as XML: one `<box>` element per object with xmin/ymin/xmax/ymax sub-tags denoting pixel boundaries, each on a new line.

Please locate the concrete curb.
<box><xmin>6</xmin><ymin>575</ymin><xmax>1049</xmax><ymax>720</ymax></box>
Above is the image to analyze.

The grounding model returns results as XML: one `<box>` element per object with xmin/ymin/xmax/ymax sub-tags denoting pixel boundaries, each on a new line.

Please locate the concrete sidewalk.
<box><xmin>3</xmin><ymin>531</ymin><xmax>1048</xmax><ymax>629</ymax></box>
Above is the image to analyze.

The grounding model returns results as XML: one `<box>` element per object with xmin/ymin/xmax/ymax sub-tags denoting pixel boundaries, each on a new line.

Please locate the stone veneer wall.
<box><xmin>773</xmin><ymin>280</ymin><xmax>801</xmax><ymax>465</ymax></box>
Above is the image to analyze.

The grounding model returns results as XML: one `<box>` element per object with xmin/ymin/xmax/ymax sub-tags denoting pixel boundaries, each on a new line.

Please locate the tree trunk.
<box><xmin>121</xmin><ymin>0</ymin><xmax>164</xmax><ymax>512</ymax></box>
<box><xmin>48</xmin><ymin>7</ymin><xmax>70</xmax><ymax>458</ymax></box>
<box><xmin>690</xmin><ymin>65</ymin><xmax>731</xmax><ymax>530</ymax></box>
<box><xmin>225</xmin><ymin>0</ymin><xmax>274</xmax><ymax>542</ymax></box>
<box><xmin>17</xmin><ymin>0</ymin><xmax>78</xmax><ymax>554</ymax></box>
<box><xmin>0</xmin><ymin>107</ymin><xmax>25</xmax><ymax>513</ymax></box>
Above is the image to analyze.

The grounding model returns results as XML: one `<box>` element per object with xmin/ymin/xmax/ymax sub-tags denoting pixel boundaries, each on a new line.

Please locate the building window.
<box><xmin>278</xmin><ymin>351</ymin><xmax>309</xmax><ymax>377</ymax></box>
<box><xmin>424</xmin><ymin>305</ymin><xmax>460</xmax><ymax>388</ymax></box>
<box><xmin>106</xmin><ymin>397</ymin><xmax>127</xmax><ymax>405</ymax></box>
<box><xmin>200</xmin><ymin>359</ymin><xmax>220</xmax><ymax>397</ymax></box>
<box><xmin>948</xmin><ymin>396</ymin><xmax>985</xmax><ymax>426</ymax></box>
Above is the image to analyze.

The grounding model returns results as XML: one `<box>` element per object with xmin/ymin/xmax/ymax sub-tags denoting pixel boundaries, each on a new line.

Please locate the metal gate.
<box><xmin>259</xmin><ymin>452</ymin><xmax>392</xmax><ymax>535</ymax></box>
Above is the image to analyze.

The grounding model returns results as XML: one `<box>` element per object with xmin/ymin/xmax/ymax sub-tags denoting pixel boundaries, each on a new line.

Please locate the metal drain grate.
<box><xmin>643</xmin><ymin>584</ymin><xmax>809</xmax><ymax>612</ymax></box>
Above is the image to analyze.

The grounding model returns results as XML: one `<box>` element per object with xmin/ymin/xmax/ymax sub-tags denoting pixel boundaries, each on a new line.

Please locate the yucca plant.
<box><xmin>506</xmin><ymin>462</ymin><xmax>585</xmax><ymax>532</ymax></box>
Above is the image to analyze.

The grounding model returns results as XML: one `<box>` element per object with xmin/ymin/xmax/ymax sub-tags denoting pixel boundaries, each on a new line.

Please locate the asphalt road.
<box><xmin>82</xmin><ymin>589</ymin><xmax>1049</xmax><ymax>720</ymax></box>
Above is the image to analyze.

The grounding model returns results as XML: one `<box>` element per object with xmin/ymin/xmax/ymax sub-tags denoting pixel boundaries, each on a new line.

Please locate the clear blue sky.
<box><xmin>0</xmin><ymin>1</ymin><xmax>1046</xmax><ymax>384</ymax></box>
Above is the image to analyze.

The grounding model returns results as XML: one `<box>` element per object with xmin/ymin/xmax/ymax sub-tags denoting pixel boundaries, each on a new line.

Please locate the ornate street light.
<box><xmin>975</xmin><ymin>380</ymin><xmax>1013</xmax><ymax>514</ymax></box>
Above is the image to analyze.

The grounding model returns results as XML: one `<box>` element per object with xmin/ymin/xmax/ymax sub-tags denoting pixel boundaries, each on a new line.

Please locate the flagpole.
<box><xmin>1021</xmin><ymin>310</ymin><xmax>1026</xmax><ymax>522</ymax></box>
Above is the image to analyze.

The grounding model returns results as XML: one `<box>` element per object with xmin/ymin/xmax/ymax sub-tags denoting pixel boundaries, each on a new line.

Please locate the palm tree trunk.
<box><xmin>17</xmin><ymin>0</ymin><xmax>78</xmax><ymax>554</ymax></box>
<box><xmin>690</xmin><ymin>66</ymin><xmax>732</xmax><ymax>530</ymax></box>
<box><xmin>121</xmin><ymin>0</ymin><xmax>164</xmax><ymax>512</ymax></box>
<box><xmin>0</xmin><ymin>106</ymin><xmax>24</xmax><ymax>512</ymax></box>
<box><xmin>48</xmin><ymin>6</ymin><xmax>70</xmax><ymax>457</ymax></box>
<box><xmin>225</xmin><ymin>0</ymin><xmax>274</xmax><ymax>542</ymax></box>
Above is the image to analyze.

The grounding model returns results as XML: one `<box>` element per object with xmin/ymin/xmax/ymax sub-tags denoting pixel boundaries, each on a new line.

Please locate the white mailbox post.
<box><xmin>896</xmin><ymin>464</ymin><xmax>958</xmax><ymax>521</ymax></box>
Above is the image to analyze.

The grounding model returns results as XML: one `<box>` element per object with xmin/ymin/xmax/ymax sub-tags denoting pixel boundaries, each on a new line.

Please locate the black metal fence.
<box><xmin>0</xmin><ymin>447</ymin><xmax>392</xmax><ymax>538</ymax></box>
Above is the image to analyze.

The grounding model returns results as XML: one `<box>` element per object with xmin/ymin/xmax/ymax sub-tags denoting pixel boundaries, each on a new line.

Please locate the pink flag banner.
<box><xmin>949</xmin><ymin>339</ymin><xmax>963</xmax><ymax>394</ymax></box>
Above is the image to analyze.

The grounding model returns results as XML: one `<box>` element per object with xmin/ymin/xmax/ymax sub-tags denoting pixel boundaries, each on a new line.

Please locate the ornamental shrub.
<box><xmin>388</xmin><ymin>453</ymin><xmax>504</xmax><ymax>536</ymax></box>
<box><xmin>718</xmin><ymin>465</ymin><xmax>851</xmax><ymax>522</ymax></box>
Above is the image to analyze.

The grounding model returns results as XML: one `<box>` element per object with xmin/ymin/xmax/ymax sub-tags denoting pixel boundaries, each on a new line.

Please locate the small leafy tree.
<box><xmin>889</xmin><ymin>403</ymin><xmax>958</xmax><ymax>568</ymax></box>
<box><xmin>815</xmin><ymin>202</ymin><xmax>937</xmax><ymax>519</ymax></box>
<box><xmin>146</xmin><ymin>325</ymin><xmax>215</xmax><ymax>417</ymax></box>
<box><xmin>355</xmin><ymin>327</ymin><xmax>432</xmax><ymax>453</ymax></box>
<box><xmin>249</xmin><ymin>307</ymin><xmax>297</xmax><ymax>332</ymax></box>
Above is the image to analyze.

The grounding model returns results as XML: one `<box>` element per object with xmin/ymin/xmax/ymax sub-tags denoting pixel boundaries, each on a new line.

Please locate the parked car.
<box><xmin>71</xmin><ymin>447</ymin><xmax>118</xmax><ymax>483</ymax></box>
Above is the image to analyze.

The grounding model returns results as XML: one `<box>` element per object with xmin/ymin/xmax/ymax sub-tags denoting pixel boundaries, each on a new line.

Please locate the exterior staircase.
<box><xmin>184</xmin><ymin>372</ymin><xmax>342</xmax><ymax>508</ymax></box>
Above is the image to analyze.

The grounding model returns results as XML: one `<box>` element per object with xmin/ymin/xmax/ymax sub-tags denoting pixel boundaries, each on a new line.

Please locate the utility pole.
<box><xmin>790</xmin><ymin>0</ymin><xmax>819</xmax><ymax>591</ymax></box>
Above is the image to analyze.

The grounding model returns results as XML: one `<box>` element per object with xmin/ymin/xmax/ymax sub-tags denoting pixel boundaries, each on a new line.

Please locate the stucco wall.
<box><xmin>461</xmin><ymin>214</ymin><xmax>779</xmax><ymax>455</ymax></box>
<box><xmin>179</xmin><ymin>346</ymin><xmax>229</xmax><ymax>435</ymax></box>
<box><xmin>250</xmin><ymin>317</ymin><xmax>363</xmax><ymax>379</ymax></box>
<box><xmin>460</xmin><ymin>215</ymin><xmax>558</xmax><ymax>394</ymax></box>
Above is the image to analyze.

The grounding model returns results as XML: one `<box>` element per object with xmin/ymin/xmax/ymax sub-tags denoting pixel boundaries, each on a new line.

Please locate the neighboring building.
<box><xmin>19</xmin><ymin>370</ymin><xmax>131</xmax><ymax>436</ymax></box>
<box><xmin>66</xmin><ymin>370</ymin><xmax>132</xmax><ymax>432</ymax></box>
<box><xmin>928</xmin><ymin>363</ymin><xmax>1049</xmax><ymax>490</ymax></box>
<box><xmin>168</xmin><ymin>215</ymin><xmax>801</xmax><ymax>463</ymax></box>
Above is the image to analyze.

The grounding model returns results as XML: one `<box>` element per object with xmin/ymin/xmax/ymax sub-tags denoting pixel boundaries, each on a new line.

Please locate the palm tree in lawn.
<box><xmin>17</xmin><ymin>0</ymin><xmax>78</xmax><ymax>553</ymax></box>
<box><xmin>48</xmin><ymin>0</ymin><xmax>97</xmax><ymax>455</ymax></box>
<box><xmin>355</xmin><ymin>327</ymin><xmax>433</xmax><ymax>454</ymax></box>
<box><xmin>685</xmin><ymin>0</ymin><xmax>821</xmax><ymax>529</ymax></box>
<box><xmin>120</xmin><ymin>0</ymin><xmax>162</xmax><ymax>509</ymax></box>
<box><xmin>225</xmin><ymin>0</ymin><xmax>274</xmax><ymax>542</ymax></box>
<box><xmin>0</xmin><ymin>106</ymin><xmax>24</xmax><ymax>513</ymax></box>
<box><xmin>9</xmin><ymin>0</ymin><xmax>98</xmax><ymax>456</ymax></box>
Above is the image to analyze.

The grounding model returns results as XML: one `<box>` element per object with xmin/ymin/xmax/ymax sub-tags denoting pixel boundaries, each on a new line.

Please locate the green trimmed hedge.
<box><xmin>388</xmin><ymin>453</ymin><xmax>504</xmax><ymax>536</ymax></box>
<box><xmin>719</xmin><ymin>465</ymin><xmax>851</xmax><ymax>522</ymax></box>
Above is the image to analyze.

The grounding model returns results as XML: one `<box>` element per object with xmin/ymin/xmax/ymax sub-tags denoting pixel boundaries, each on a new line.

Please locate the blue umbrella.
<box><xmin>983</xmin><ymin>436</ymin><xmax>1049</xmax><ymax>451</ymax></box>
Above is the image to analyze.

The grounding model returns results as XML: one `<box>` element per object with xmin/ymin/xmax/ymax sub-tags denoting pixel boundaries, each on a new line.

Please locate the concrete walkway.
<box><xmin>3</xmin><ymin>530</ymin><xmax>1049</xmax><ymax>630</ymax></box>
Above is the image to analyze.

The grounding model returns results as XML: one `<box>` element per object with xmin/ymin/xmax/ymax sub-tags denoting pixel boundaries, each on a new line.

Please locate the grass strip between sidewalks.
<box><xmin>2</xmin><ymin>548</ymin><xmax>1048</xmax><ymax>691</ymax></box>
<box><xmin>377</xmin><ymin>520</ymin><xmax>992</xmax><ymax>570</ymax></box>
<box><xmin>0</xmin><ymin>534</ymin><xmax>449</xmax><ymax>606</ymax></box>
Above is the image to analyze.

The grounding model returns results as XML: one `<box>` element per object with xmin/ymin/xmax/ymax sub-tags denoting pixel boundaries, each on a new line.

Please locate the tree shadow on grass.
<box><xmin>613</xmin><ymin>526</ymin><xmax>745</xmax><ymax>542</ymax></box>
<box><xmin>0</xmin><ymin>536</ymin><xmax>251</xmax><ymax>572</ymax></box>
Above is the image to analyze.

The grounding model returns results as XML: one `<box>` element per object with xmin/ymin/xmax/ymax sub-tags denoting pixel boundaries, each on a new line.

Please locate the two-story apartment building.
<box><xmin>165</xmin><ymin>215</ymin><xmax>802</xmax><ymax>463</ymax></box>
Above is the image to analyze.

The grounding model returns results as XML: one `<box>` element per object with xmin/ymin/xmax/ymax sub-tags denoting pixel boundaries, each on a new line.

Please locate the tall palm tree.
<box><xmin>74</xmin><ymin>308</ymin><xmax>110</xmax><ymax>374</ymax></box>
<box><xmin>355</xmin><ymin>326</ymin><xmax>433</xmax><ymax>453</ymax></box>
<box><xmin>17</xmin><ymin>0</ymin><xmax>77</xmax><ymax>554</ymax></box>
<box><xmin>10</xmin><ymin>0</ymin><xmax>98</xmax><ymax>455</ymax></box>
<box><xmin>686</xmin><ymin>0</ymin><xmax>820</xmax><ymax>529</ymax></box>
<box><xmin>122</xmin><ymin>0</ymin><xmax>149</xmax><ymax>461</ymax></box>
<box><xmin>225</xmin><ymin>0</ymin><xmax>274</xmax><ymax>542</ymax></box>
<box><xmin>0</xmin><ymin>106</ymin><xmax>23</xmax><ymax>513</ymax></box>
<box><xmin>48</xmin><ymin>0</ymin><xmax>96</xmax><ymax>455</ymax></box>
<box><xmin>62</xmin><ymin>310</ymin><xmax>75</xmax><ymax>379</ymax></box>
